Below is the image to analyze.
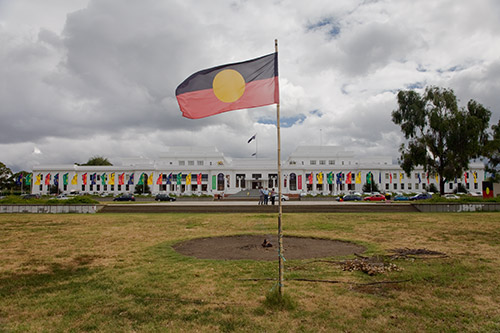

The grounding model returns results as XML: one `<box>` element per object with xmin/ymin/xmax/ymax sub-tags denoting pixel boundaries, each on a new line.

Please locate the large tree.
<box><xmin>484</xmin><ymin>120</ymin><xmax>500</xmax><ymax>182</ymax></box>
<box><xmin>0</xmin><ymin>162</ymin><xmax>13</xmax><ymax>193</ymax></box>
<box><xmin>392</xmin><ymin>86</ymin><xmax>491</xmax><ymax>195</ymax></box>
<box><xmin>82</xmin><ymin>156</ymin><xmax>113</xmax><ymax>166</ymax></box>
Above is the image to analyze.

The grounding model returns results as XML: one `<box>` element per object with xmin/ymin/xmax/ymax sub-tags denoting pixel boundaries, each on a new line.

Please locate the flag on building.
<box><xmin>399</xmin><ymin>173</ymin><xmax>403</xmax><ymax>183</ymax></box>
<box><xmin>16</xmin><ymin>174</ymin><xmax>23</xmax><ymax>185</ymax></box>
<box><xmin>418</xmin><ymin>173</ymin><xmax>422</xmax><ymax>183</ymax></box>
<box><xmin>118</xmin><ymin>173</ymin><xmax>124</xmax><ymax>185</ymax></box>
<box><xmin>90</xmin><ymin>173</ymin><xmax>96</xmax><ymax>185</ymax></box>
<box><xmin>355</xmin><ymin>172</ymin><xmax>361</xmax><ymax>184</ymax></box>
<box><xmin>435</xmin><ymin>174</ymin><xmax>439</xmax><ymax>183</ymax></box>
<box><xmin>25</xmin><ymin>173</ymin><xmax>32</xmax><ymax>185</ymax></box>
<box><xmin>473</xmin><ymin>171</ymin><xmax>477</xmax><ymax>183</ymax></box>
<box><xmin>167</xmin><ymin>173</ymin><xmax>172</xmax><ymax>185</ymax></box>
<box><xmin>128</xmin><ymin>174</ymin><xmax>134</xmax><ymax>185</ymax></box>
<box><xmin>247</xmin><ymin>134</ymin><xmax>256</xmax><ymax>143</ymax></box>
<box><xmin>308</xmin><ymin>173</ymin><xmax>313</xmax><ymax>185</ymax></box>
<box><xmin>464</xmin><ymin>172</ymin><xmax>468</xmax><ymax>183</ymax></box>
<box><xmin>71</xmin><ymin>174</ymin><xmax>77</xmax><ymax>185</ymax></box>
<box><xmin>176</xmin><ymin>52</ymin><xmax>279</xmax><ymax>119</ymax></box>
<box><xmin>298</xmin><ymin>175</ymin><xmax>303</xmax><ymax>190</ymax></box>
<box><xmin>147</xmin><ymin>173</ymin><xmax>153</xmax><ymax>185</ymax></box>
<box><xmin>177</xmin><ymin>173</ymin><xmax>182</xmax><ymax>185</ymax></box>
<box><xmin>390</xmin><ymin>173</ymin><xmax>392</xmax><ymax>184</ymax></box>
<box><xmin>316</xmin><ymin>172</ymin><xmax>323</xmax><ymax>185</ymax></box>
<box><xmin>327</xmin><ymin>172</ymin><xmax>333</xmax><ymax>185</ymax></box>
<box><xmin>35</xmin><ymin>174</ymin><xmax>42</xmax><ymax>185</ymax></box>
<box><xmin>45</xmin><ymin>173</ymin><xmax>51</xmax><ymax>185</ymax></box>
<box><xmin>82</xmin><ymin>173</ymin><xmax>87</xmax><ymax>185</ymax></box>
<box><xmin>156</xmin><ymin>173</ymin><xmax>163</xmax><ymax>185</ymax></box>
<box><xmin>197</xmin><ymin>173</ymin><xmax>202</xmax><ymax>185</ymax></box>
<box><xmin>367</xmin><ymin>172</ymin><xmax>372</xmax><ymax>184</ymax></box>
<box><xmin>101</xmin><ymin>173</ymin><xmax>107</xmax><ymax>185</ymax></box>
<box><xmin>63</xmin><ymin>173</ymin><xmax>69</xmax><ymax>186</ymax></box>
<box><xmin>379</xmin><ymin>172</ymin><xmax>381</xmax><ymax>184</ymax></box>
<box><xmin>186</xmin><ymin>173</ymin><xmax>192</xmax><ymax>185</ymax></box>
<box><xmin>109</xmin><ymin>173</ymin><xmax>115</xmax><ymax>185</ymax></box>
<box><xmin>138</xmin><ymin>173</ymin><xmax>145</xmax><ymax>185</ymax></box>
<box><xmin>346</xmin><ymin>172</ymin><xmax>352</xmax><ymax>184</ymax></box>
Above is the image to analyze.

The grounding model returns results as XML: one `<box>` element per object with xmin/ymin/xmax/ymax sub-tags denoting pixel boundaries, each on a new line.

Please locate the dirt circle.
<box><xmin>173</xmin><ymin>235</ymin><xmax>366</xmax><ymax>261</ymax></box>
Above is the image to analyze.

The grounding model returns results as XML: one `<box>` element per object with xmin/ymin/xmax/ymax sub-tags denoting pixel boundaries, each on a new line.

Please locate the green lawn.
<box><xmin>0</xmin><ymin>212</ymin><xmax>499</xmax><ymax>332</ymax></box>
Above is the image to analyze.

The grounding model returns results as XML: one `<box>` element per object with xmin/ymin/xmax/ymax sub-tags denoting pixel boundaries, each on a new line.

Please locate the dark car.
<box><xmin>363</xmin><ymin>194</ymin><xmax>386</xmax><ymax>201</ymax></box>
<box><xmin>113</xmin><ymin>193</ymin><xmax>135</xmax><ymax>201</ymax></box>
<box><xmin>336</xmin><ymin>194</ymin><xmax>362</xmax><ymax>201</ymax></box>
<box><xmin>409</xmin><ymin>193</ymin><xmax>432</xmax><ymax>201</ymax></box>
<box><xmin>22</xmin><ymin>194</ymin><xmax>41</xmax><ymax>199</ymax></box>
<box><xmin>393</xmin><ymin>194</ymin><xmax>409</xmax><ymax>201</ymax></box>
<box><xmin>155</xmin><ymin>194</ymin><xmax>176</xmax><ymax>202</ymax></box>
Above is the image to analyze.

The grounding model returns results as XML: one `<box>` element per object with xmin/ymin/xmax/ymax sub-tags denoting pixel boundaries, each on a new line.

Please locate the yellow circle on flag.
<box><xmin>212</xmin><ymin>69</ymin><xmax>245</xmax><ymax>103</ymax></box>
<box><xmin>486</xmin><ymin>187</ymin><xmax>490</xmax><ymax>195</ymax></box>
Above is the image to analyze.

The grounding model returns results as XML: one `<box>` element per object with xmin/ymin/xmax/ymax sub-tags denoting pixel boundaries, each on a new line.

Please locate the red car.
<box><xmin>363</xmin><ymin>194</ymin><xmax>386</xmax><ymax>201</ymax></box>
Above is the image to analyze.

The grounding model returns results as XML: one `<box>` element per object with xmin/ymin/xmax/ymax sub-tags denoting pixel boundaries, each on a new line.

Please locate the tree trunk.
<box><xmin>439</xmin><ymin>177</ymin><xmax>445</xmax><ymax>195</ymax></box>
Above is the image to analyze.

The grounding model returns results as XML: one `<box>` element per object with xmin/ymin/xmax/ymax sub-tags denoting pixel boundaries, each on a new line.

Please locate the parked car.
<box><xmin>56</xmin><ymin>194</ymin><xmax>70</xmax><ymax>200</ymax></box>
<box><xmin>443</xmin><ymin>194</ymin><xmax>459</xmax><ymax>199</ymax></box>
<box><xmin>155</xmin><ymin>194</ymin><xmax>176</xmax><ymax>202</ymax></box>
<box><xmin>22</xmin><ymin>194</ymin><xmax>40</xmax><ymax>199</ymax></box>
<box><xmin>409</xmin><ymin>193</ymin><xmax>432</xmax><ymax>200</ymax></box>
<box><xmin>113</xmin><ymin>193</ymin><xmax>136</xmax><ymax>201</ymax></box>
<box><xmin>337</xmin><ymin>194</ymin><xmax>362</xmax><ymax>201</ymax></box>
<box><xmin>393</xmin><ymin>194</ymin><xmax>409</xmax><ymax>201</ymax></box>
<box><xmin>363</xmin><ymin>194</ymin><xmax>386</xmax><ymax>201</ymax></box>
<box><xmin>280</xmin><ymin>194</ymin><xmax>289</xmax><ymax>201</ymax></box>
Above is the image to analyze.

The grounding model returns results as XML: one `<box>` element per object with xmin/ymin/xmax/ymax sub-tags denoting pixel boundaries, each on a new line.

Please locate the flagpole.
<box><xmin>275</xmin><ymin>39</ymin><xmax>284</xmax><ymax>297</ymax></box>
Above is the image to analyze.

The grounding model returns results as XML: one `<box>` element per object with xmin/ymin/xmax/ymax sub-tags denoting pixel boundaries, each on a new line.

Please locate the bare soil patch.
<box><xmin>172</xmin><ymin>235</ymin><xmax>366</xmax><ymax>260</ymax></box>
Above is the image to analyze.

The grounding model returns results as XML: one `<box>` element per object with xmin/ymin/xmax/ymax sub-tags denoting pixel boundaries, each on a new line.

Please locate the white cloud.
<box><xmin>0</xmin><ymin>0</ymin><xmax>499</xmax><ymax>171</ymax></box>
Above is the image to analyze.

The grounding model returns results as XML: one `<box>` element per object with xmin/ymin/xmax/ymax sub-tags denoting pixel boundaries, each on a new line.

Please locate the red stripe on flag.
<box><xmin>177</xmin><ymin>77</ymin><xmax>278</xmax><ymax>119</ymax></box>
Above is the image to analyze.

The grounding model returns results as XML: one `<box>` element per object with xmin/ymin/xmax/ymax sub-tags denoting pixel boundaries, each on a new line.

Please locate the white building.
<box><xmin>30</xmin><ymin>146</ymin><xmax>485</xmax><ymax>196</ymax></box>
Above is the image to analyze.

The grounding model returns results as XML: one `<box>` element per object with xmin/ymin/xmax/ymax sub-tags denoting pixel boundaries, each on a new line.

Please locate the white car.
<box><xmin>56</xmin><ymin>194</ymin><xmax>70</xmax><ymax>200</ymax></box>
<box><xmin>444</xmin><ymin>194</ymin><xmax>459</xmax><ymax>199</ymax></box>
<box><xmin>281</xmin><ymin>194</ymin><xmax>289</xmax><ymax>201</ymax></box>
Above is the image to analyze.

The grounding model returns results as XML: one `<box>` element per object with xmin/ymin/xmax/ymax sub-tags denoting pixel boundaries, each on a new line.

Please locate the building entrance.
<box><xmin>252</xmin><ymin>181</ymin><xmax>262</xmax><ymax>189</ymax></box>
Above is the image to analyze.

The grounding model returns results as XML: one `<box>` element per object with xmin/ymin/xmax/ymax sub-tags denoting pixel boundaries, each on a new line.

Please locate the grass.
<box><xmin>0</xmin><ymin>212</ymin><xmax>499</xmax><ymax>332</ymax></box>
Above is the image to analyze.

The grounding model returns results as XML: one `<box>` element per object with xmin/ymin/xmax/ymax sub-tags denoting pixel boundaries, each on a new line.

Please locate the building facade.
<box><xmin>30</xmin><ymin>146</ymin><xmax>485</xmax><ymax>196</ymax></box>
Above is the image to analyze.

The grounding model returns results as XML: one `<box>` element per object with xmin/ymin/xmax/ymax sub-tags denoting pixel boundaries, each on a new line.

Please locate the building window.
<box><xmin>393</xmin><ymin>184</ymin><xmax>397</xmax><ymax>190</ymax></box>
<box><xmin>329</xmin><ymin>160</ymin><xmax>335</xmax><ymax>165</ymax></box>
<box><xmin>197</xmin><ymin>160</ymin><xmax>204</xmax><ymax>166</ymax></box>
<box><xmin>342</xmin><ymin>161</ymin><xmax>344</xmax><ymax>165</ymax></box>
<box><xmin>217</xmin><ymin>173</ymin><xmax>225</xmax><ymax>191</ymax></box>
<box><xmin>188</xmin><ymin>160</ymin><xmax>194</xmax><ymax>166</ymax></box>
<box><xmin>289</xmin><ymin>160</ymin><xmax>296</xmax><ymax>165</ymax></box>
<box><xmin>449</xmin><ymin>183</ymin><xmax>453</xmax><ymax>190</ymax></box>
<box><xmin>415</xmin><ymin>183</ymin><xmax>419</xmax><ymax>190</ymax></box>
<box><xmin>310</xmin><ymin>160</ymin><xmax>317</xmax><ymax>165</ymax></box>
<box><xmin>385</xmin><ymin>184</ymin><xmax>389</xmax><ymax>190</ymax></box>
<box><xmin>385</xmin><ymin>173</ymin><xmax>390</xmax><ymax>180</ymax></box>
<box><xmin>290</xmin><ymin>173</ymin><xmax>297</xmax><ymax>191</ymax></box>
<box><xmin>319</xmin><ymin>160</ymin><xmax>325</xmax><ymax>165</ymax></box>
<box><xmin>408</xmin><ymin>183</ymin><xmax>412</xmax><ymax>190</ymax></box>
<box><xmin>252</xmin><ymin>174</ymin><xmax>262</xmax><ymax>179</ymax></box>
<box><xmin>401</xmin><ymin>184</ymin><xmax>405</xmax><ymax>190</ymax></box>
<box><xmin>474</xmin><ymin>183</ymin><xmax>478</xmax><ymax>190</ymax></box>
<box><xmin>110</xmin><ymin>185</ymin><xmax>114</xmax><ymax>191</ymax></box>
<box><xmin>415</xmin><ymin>173</ymin><xmax>419</xmax><ymax>179</ymax></box>
<box><xmin>118</xmin><ymin>185</ymin><xmax>121</xmax><ymax>191</ymax></box>
<box><xmin>179</xmin><ymin>161</ymin><xmax>185</xmax><ymax>166</ymax></box>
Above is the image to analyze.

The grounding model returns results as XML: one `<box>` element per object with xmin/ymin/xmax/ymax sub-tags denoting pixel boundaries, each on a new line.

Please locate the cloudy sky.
<box><xmin>1</xmin><ymin>0</ymin><xmax>499</xmax><ymax>172</ymax></box>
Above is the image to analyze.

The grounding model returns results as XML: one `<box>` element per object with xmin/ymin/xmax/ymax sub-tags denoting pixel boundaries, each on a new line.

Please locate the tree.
<box><xmin>82</xmin><ymin>156</ymin><xmax>113</xmax><ymax>166</ymax></box>
<box><xmin>392</xmin><ymin>86</ymin><xmax>491</xmax><ymax>195</ymax></box>
<box><xmin>134</xmin><ymin>184</ymin><xmax>151</xmax><ymax>194</ymax></box>
<box><xmin>0</xmin><ymin>162</ymin><xmax>13</xmax><ymax>193</ymax></box>
<box><xmin>362</xmin><ymin>182</ymin><xmax>380</xmax><ymax>193</ymax></box>
<box><xmin>483</xmin><ymin>120</ymin><xmax>500</xmax><ymax>182</ymax></box>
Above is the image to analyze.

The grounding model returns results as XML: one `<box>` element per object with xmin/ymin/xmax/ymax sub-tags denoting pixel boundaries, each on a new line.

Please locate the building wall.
<box><xmin>29</xmin><ymin>146</ymin><xmax>486</xmax><ymax>196</ymax></box>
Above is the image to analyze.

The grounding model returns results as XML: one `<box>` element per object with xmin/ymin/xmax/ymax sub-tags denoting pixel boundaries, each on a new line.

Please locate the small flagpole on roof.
<box><xmin>275</xmin><ymin>39</ymin><xmax>284</xmax><ymax>297</ymax></box>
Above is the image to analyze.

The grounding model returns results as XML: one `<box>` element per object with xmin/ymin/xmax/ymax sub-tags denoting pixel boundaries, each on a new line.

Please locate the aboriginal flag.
<box><xmin>176</xmin><ymin>53</ymin><xmax>279</xmax><ymax>119</ymax></box>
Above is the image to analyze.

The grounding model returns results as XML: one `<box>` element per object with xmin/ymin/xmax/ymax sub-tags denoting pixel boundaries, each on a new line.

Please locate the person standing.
<box><xmin>270</xmin><ymin>188</ymin><xmax>276</xmax><ymax>205</ymax></box>
<box><xmin>258</xmin><ymin>186</ymin><xmax>264</xmax><ymax>205</ymax></box>
<box><xmin>263</xmin><ymin>188</ymin><xmax>269</xmax><ymax>205</ymax></box>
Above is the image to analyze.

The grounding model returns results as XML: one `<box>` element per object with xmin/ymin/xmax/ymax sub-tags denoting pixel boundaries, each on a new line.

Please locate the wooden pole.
<box><xmin>275</xmin><ymin>39</ymin><xmax>284</xmax><ymax>297</ymax></box>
